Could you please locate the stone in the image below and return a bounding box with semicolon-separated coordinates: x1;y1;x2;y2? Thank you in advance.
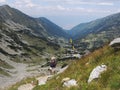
109;38;120;49
62;77;70;83
36;75;53;85
109;38;120;46
18;83;34;90
63;79;78;87
88;64;107;83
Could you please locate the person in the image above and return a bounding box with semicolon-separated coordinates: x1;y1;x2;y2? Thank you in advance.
48;56;57;74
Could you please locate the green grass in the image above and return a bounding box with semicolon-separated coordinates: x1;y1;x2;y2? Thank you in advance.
33;46;120;90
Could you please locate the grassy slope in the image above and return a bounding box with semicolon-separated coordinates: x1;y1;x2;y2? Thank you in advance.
34;46;120;90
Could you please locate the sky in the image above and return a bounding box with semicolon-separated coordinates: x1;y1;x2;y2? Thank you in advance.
0;0;120;29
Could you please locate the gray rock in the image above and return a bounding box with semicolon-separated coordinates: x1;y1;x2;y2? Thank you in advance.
63;79;78;87
109;38;120;48
88;64;107;83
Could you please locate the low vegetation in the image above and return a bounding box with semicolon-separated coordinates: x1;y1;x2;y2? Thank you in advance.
0;59;13;76
0;68;10;76
0;59;13;69
8;77;36;90
33;45;120;90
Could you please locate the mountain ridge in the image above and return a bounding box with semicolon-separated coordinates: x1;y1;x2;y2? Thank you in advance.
0;5;69;39
66;12;120;51
68;12;120;39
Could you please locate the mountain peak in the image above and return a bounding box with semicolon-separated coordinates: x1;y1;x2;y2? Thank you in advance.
0;4;10;9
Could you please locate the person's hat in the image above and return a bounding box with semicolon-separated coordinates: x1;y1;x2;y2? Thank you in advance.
51;56;56;60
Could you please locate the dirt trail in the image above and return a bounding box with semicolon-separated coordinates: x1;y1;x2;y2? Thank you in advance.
0;53;68;90
0;54;49;90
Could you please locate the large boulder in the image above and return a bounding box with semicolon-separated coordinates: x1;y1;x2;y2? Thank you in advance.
109;38;120;49
88;64;107;83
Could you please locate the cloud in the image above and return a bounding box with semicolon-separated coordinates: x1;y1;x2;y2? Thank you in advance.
42;0;114;6
0;0;6;3
65;0;114;6
67;0;120;2
13;0;36;8
9;0;117;17
27;5;112;17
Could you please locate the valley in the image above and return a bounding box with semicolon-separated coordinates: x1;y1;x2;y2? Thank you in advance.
0;4;120;90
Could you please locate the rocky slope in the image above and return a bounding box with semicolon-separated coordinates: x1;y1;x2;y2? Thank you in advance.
0;5;68;89
0;5;69;38
0;4;69;64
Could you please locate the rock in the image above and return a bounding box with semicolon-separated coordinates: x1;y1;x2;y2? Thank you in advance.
109;38;120;46
73;54;81;59
57;66;68;74
18;83;34;90
88;64;107;83
36;75;53;85
63;79;78;88
109;38;120;49
62;77;70;83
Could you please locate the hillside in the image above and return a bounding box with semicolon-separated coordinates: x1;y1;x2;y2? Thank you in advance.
33;45;120;90
69;12;120;39
36;17;69;38
0;4;63;69
0;5;68;89
0;5;69;38
0;4;69;66
0;14;62;88
67;12;120;51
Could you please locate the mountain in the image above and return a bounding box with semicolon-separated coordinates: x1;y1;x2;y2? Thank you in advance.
68;12;120;50
36;17;69;38
69;12;120;39
0;5;68;38
0;5;67;83
33;45;120;90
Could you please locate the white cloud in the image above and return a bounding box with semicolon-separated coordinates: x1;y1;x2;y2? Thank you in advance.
41;0;114;6
0;0;6;3
13;0;36;8
98;2;114;6
66;1;114;6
